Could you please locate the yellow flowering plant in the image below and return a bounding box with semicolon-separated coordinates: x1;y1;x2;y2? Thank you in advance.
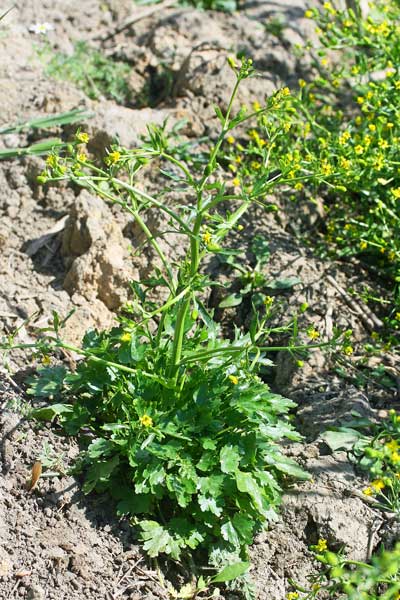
2;58;344;593
287;540;400;599
223;0;400;325
351;408;400;514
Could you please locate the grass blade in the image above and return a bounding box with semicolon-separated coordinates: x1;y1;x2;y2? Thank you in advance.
0;138;65;160
0;108;93;135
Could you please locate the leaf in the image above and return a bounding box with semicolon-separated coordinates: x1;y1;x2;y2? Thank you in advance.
320;428;363;452
140;521;175;558
235;471;264;510
221;520;240;546
220;445;240;474
232;513;254;545
214;105;225;124
31;403;72;421
211;562;250;583
27;461;42;492
116;493;151;515
83;455;120;494
219;293;243;308
139;521;183;559
198;495;222;516
87;438;114;458
267;276;302;290
27;366;67;399
265;453;310;480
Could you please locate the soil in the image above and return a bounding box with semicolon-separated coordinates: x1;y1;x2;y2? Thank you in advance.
0;1;398;599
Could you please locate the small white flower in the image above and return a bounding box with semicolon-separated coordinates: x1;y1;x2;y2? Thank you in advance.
29;22;54;35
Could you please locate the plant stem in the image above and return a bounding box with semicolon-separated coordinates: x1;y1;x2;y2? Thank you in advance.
169;77;243;373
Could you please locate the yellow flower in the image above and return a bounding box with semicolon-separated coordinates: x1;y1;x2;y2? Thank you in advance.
77;153;87;162
308;328;320;340
368;124;376;132
343;345;353;356
321;161;333;175
343;19;353;28
139;414;153;428
357;96;364;105
264;296;274;306
202;231;212;245
76;132;89;144
396;313;400;321
339;157;350;169
252;101;261;111
391;452;400;463
379;139;389;149
355;116;362;126
46;154;58;168
391;188;400;199
304;9;313;18
363;487;374;496
232;177;240;187
298;79;306;88
294;182;303;191
320;57;329;67
287;593;299;600
226;135;235;144
371;479;385;491
41;355;51;366
339;131;351;145
228;374;239;385
355;145;364;155
121;332;131;343
315;538;328;552
107;150;121;164
360;240;368;250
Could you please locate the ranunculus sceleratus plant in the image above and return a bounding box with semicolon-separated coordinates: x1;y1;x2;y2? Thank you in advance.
3;59;342;582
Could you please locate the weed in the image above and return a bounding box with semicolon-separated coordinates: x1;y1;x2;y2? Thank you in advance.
288;539;400;599
1;59;344;588
44;41;132;104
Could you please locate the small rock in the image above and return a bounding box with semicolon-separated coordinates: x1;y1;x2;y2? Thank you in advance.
26;585;45;600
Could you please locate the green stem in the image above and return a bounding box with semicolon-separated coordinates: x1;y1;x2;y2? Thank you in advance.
178;340;338;366
169;78;244;373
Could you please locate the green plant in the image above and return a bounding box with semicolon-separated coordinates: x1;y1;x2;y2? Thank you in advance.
44;41;132;104
1;59;345;585
288;539;400;599
0;109;92;160
223;0;400;321
136;0;237;12
351;409;400;514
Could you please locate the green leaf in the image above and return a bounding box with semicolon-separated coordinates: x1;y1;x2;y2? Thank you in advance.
320;428;363;452
87;438;115;458
202;438;217;450
220;444;240;474
221;520;240;546
214;105;225;124
235;471;264;511
139;521;184;559
211;562;250;583
232;513;254;545
31;403;72;421
265;453;310;480
27;366;67;398
140;521;176;558
198;495;222;516
219;293;243;308
267;276;301;290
